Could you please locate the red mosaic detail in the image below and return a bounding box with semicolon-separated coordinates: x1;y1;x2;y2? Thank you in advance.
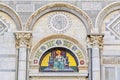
34;60;38;64
80;60;84;65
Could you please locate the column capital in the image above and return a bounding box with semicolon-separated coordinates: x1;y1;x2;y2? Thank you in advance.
87;33;104;48
14;31;32;48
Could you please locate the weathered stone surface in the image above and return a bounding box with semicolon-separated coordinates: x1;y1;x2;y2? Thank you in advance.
82;2;102;10
16;4;35;12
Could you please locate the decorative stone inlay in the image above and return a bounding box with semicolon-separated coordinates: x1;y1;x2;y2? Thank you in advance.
48;12;71;33
56;40;62;45
87;34;104;48
14;31;32;48
0;24;3;31
72;46;78;51
113;22;120;34
103;56;120;64
80;60;84;65
106;13;120;39
0;19;9;35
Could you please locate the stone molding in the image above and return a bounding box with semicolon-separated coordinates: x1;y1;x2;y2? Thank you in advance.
78;66;88;70
14;31;32;48
87;34;104;48
30;35;87;60
29;72;88;77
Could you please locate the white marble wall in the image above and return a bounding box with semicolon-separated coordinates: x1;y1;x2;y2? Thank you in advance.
0;33;16;80
0;10;17;80
0;1;119;80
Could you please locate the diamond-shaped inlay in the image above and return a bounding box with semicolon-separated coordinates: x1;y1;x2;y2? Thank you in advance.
0;24;3;32
0;19;8;35
106;14;120;39
113;22;120;36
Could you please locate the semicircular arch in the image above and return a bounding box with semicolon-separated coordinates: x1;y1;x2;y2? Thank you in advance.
26;2;93;33
0;3;22;30
95;1;120;33
30;35;87;68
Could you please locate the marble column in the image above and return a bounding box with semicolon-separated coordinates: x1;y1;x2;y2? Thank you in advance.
87;48;92;80
14;31;32;80
87;34;103;80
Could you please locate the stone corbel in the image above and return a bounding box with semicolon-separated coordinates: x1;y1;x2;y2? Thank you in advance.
87;34;104;48
14;31;32;48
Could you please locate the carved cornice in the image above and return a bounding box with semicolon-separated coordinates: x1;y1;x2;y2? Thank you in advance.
87;34;104;48
14;31;32;48
78;66;88;70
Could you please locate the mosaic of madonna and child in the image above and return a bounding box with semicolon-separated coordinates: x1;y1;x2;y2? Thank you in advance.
40;48;78;72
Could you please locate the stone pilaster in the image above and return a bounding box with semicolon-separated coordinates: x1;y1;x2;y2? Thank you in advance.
87;34;104;80
14;31;32;80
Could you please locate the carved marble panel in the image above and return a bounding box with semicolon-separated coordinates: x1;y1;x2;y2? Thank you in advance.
103;56;120;64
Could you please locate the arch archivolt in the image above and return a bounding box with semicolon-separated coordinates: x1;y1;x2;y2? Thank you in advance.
30;35;88;69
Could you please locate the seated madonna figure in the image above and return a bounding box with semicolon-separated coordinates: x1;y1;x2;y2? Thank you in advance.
53;50;65;70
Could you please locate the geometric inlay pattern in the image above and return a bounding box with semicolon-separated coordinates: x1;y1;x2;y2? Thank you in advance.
48;12;71;33
0;24;4;32
106;14;120;39
113;22;120;36
0;19;8;35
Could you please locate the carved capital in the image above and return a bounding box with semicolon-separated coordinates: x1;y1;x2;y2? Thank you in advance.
87;34;104;48
14;31;32;48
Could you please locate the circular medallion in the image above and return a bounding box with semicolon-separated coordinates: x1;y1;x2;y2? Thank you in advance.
80;60;84;65
48;12;71;33
34;60;38;64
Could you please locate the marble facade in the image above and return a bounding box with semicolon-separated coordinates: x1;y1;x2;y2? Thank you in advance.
0;0;120;80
